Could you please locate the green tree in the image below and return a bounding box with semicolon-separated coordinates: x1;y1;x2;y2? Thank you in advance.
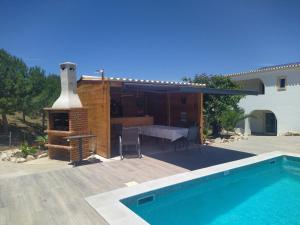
22;71;60;129
0;49;60;134
184;74;244;136
21;66;46;122
38;74;60;129
0;49;27;133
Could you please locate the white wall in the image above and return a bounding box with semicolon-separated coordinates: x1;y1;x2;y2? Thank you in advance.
233;67;300;135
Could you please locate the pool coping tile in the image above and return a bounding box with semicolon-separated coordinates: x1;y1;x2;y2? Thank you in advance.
85;151;300;225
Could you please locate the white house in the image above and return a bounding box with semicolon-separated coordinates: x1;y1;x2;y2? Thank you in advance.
227;62;300;136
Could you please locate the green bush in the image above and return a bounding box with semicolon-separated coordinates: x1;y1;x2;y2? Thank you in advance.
20;143;37;157
219;109;245;133
35;135;48;149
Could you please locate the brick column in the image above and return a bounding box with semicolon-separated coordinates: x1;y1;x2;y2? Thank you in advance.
69;108;89;161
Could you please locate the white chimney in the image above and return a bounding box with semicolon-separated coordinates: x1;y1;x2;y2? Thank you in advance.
52;62;82;109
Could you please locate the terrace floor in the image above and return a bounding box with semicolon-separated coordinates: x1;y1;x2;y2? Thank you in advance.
1;136;300;225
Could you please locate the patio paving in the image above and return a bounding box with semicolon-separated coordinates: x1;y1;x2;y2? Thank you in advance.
212;135;300;154
0;157;71;179
1;136;299;225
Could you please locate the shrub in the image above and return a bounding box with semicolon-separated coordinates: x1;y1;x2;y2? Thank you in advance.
35;135;48;149
20;143;37;157
219;109;245;133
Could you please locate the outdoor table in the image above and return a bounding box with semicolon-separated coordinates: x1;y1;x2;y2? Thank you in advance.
65;134;96;166
139;125;188;142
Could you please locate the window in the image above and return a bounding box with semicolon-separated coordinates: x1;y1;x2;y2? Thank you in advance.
277;77;287;91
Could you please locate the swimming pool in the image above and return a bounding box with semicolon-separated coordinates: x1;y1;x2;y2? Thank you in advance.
86;152;300;225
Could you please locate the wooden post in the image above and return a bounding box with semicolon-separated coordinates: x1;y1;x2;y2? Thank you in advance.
101;80;111;158
106;81;111;158
198;93;204;144
167;93;171;126
9;132;11;146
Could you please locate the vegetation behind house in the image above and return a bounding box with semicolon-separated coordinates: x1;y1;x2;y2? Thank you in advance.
184;74;244;137
0;49;60;145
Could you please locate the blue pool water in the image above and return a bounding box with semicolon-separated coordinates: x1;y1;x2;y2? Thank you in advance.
122;156;300;225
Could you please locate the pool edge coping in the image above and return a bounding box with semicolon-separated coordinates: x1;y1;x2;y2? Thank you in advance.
85;151;300;225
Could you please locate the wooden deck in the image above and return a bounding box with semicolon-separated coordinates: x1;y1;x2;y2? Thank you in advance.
0;156;187;225
0;146;255;225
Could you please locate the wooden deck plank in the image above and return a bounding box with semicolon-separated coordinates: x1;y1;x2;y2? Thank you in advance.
0;155;188;225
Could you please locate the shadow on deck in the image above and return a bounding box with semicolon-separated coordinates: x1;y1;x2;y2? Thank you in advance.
143;145;255;171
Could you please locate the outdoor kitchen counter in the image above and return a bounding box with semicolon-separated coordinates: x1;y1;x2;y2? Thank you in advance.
111;115;154;127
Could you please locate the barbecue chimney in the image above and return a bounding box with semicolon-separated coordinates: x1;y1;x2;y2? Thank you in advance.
52;62;82;108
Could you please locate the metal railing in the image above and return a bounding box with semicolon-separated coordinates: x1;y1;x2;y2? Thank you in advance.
0;132;12;146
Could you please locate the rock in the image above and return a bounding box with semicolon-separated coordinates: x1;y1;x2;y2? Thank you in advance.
208;139;215;143
220;129;235;136
214;137;222;143
16;157;26;163
13;151;23;158
1;152;8;161
228;131;235;136
26;155;35;161
87;154;97;160
6;151;12;158
37;152;48;159
228;135;241;141
234;128;244;135
87;154;101;163
284;132;300;136
9;157;17;162
10;148;20;153
223;139;229;143
220;130;226;136
204;140;210;145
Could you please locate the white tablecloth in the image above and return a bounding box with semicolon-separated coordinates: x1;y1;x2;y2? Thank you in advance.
139;125;188;142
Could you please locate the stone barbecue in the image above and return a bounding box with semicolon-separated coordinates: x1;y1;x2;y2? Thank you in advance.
45;62;89;162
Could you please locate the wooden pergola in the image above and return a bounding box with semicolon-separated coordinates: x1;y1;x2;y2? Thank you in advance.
77;76;257;158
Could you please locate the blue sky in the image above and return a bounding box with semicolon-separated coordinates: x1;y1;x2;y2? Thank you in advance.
1;0;300;80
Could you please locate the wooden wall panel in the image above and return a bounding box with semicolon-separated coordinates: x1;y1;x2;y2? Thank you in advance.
77;81;111;158
122;95;137;117
169;93;198;126
110;89;146;117
147;93;168;125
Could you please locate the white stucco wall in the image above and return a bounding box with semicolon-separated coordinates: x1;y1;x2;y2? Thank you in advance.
232;67;300;135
